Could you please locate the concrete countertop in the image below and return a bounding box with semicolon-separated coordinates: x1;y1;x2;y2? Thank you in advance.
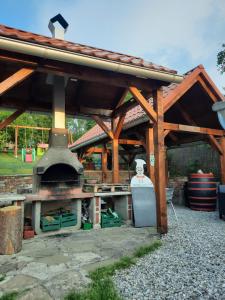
0;193;26;207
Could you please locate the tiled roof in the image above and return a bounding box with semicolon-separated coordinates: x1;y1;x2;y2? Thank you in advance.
71;65;217;150
0;24;177;74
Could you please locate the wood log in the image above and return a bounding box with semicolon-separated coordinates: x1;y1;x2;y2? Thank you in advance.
0;206;22;255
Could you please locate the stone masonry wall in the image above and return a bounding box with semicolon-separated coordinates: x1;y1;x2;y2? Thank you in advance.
168;176;187;206
0;171;135;193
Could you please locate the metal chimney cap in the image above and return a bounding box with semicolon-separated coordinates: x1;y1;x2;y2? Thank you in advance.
48;14;69;39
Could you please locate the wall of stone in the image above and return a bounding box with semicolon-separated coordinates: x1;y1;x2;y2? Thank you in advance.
168;176;187;206
0;171;135;193
0;175;32;193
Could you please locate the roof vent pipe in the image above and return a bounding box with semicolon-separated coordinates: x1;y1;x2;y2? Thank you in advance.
212;101;225;129
48;14;69;40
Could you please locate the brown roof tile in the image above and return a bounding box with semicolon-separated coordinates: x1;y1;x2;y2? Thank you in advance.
0;24;177;74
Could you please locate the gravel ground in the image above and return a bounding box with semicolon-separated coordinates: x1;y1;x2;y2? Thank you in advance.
114;206;225;300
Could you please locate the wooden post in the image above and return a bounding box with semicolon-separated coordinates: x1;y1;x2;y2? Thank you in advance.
111;118;119;183
146;127;155;185
14;126;18;158
154;88;167;234
102;144;108;183
0;206;22;254
112;138;119;183
220;137;225;184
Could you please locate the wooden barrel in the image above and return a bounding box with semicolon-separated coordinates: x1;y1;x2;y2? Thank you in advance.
187;173;217;211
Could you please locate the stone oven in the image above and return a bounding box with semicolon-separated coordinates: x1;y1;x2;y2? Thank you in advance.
32;128;84;198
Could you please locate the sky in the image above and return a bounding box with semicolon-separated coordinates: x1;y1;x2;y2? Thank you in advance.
0;0;225;91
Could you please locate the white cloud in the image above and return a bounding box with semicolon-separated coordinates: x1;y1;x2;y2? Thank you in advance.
31;0;225;90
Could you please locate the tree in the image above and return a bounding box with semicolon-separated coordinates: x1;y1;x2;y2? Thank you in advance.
217;44;225;74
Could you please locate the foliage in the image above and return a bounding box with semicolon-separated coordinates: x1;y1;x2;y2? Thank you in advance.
217;44;225;74
65;240;162;300
0;292;18;300
187;159;202;175
0;274;5;282
0;111;96;150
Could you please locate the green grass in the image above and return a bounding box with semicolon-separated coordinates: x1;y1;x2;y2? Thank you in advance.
133;240;162;258
0;292;18;300
0;152;38;175
65;240;162;300
0;274;5;282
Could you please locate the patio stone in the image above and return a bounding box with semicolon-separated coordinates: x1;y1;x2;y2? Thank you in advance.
0;225;158;299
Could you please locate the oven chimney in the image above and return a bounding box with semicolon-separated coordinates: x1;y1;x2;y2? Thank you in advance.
48;13;69;40
48;14;69;129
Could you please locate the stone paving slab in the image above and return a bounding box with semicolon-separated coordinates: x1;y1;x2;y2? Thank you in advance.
0;225;157;300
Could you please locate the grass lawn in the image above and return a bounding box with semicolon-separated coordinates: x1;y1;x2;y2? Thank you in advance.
0;152;38;175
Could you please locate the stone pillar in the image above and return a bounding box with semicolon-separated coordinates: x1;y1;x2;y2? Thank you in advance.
71;199;82;229
32;201;41;234
90;196;101;229
114;194;132;224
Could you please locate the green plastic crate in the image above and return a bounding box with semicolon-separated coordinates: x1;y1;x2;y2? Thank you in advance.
83;222;93;230
41;216;61;232
101;213;122;228
60;213;77;228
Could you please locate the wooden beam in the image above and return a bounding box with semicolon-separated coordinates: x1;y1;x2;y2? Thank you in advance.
0;68;34;96
8;125;50;130
112;138;119;183
0;51;158;92
87;147;104;154
163;122;225;136
79;106;112;117
163;67;201;112
112;100;137;118
102;144;108;182
146;127;155;185
118;139;144;145
92;116;114;139
114;115;126;139
154;88;167;234
115;89;128;108
164;129;170;138
14;126;18;158
197;75;217;103
0;109;25;130
208;135;223;155
129;86;157;123
220;137;225;184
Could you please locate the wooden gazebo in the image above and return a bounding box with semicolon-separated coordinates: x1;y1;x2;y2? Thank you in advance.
70;64;225;228
0;21;223;233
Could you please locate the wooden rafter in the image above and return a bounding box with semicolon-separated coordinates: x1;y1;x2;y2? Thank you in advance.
200;69;225;101
164;129;170;138
118;139;144;145
0;52;156;92
115;89;128;108
114;115;126;139
197;75;217;103
163;67;201;112
92;116;114;139
0;68;34;97
129;86;157;123
208;134;223;155
163;122;225;136
176;103;222;154
0;109;25;130
112;100;137;118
